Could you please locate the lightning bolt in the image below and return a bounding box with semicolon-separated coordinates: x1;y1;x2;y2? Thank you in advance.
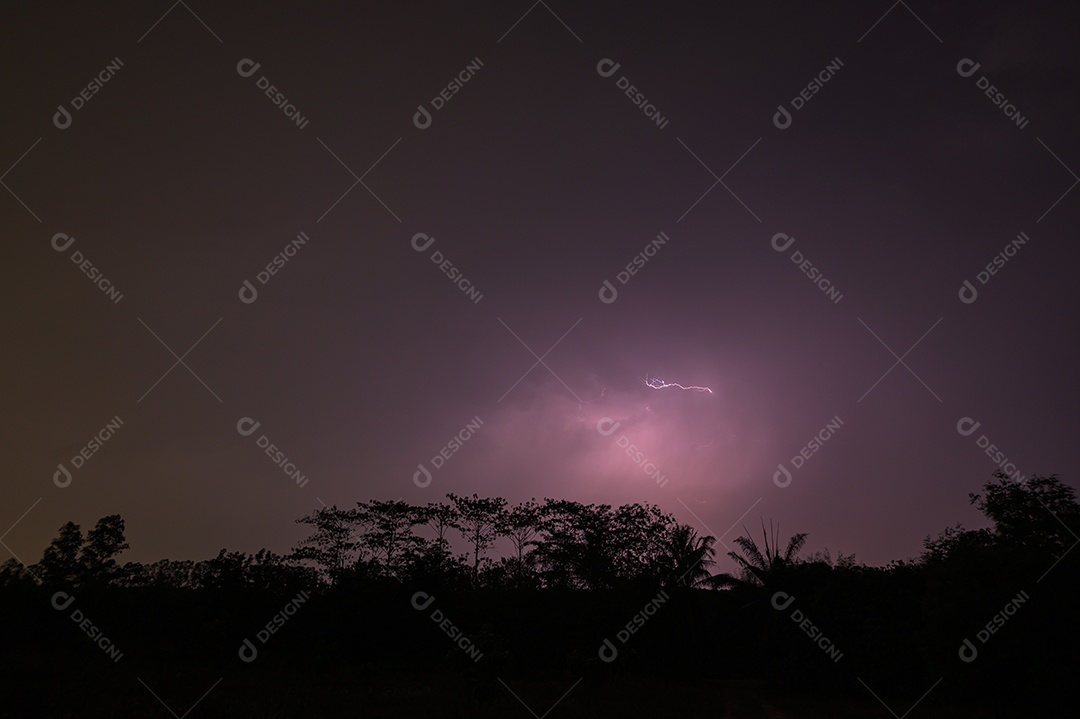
644;375;713;394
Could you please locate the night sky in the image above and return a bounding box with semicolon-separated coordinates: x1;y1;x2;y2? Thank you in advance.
3;1;1078;570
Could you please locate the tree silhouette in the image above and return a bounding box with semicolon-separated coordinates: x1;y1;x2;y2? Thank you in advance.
498;499;542;587
35;516;129;587
532;499;613;588
501;498;540;564
715;520;807;589
422;501;460;547
357;500;423;580
37;521;83;586
0;557;32;586
8;480;1080;715
610;502;676;585
448;493;506;586
970;471;1079;557
662;524;718;589
291;505;357;586
194;548;253;590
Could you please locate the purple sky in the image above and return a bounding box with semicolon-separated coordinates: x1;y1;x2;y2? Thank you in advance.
3;1;1078;571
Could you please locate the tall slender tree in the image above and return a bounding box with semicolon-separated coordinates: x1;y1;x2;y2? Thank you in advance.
448;493;506;586
291;505;357;587
357;500;423;579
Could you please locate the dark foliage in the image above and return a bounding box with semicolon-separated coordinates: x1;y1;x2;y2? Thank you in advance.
2;475;1076;716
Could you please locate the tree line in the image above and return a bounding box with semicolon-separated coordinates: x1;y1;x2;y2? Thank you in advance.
5;472;1076;598
290;494;720;591
2;472;1077;712
4;494;720;593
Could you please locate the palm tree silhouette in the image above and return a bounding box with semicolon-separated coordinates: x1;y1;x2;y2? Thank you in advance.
714;520;807;589
665;524;719;588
